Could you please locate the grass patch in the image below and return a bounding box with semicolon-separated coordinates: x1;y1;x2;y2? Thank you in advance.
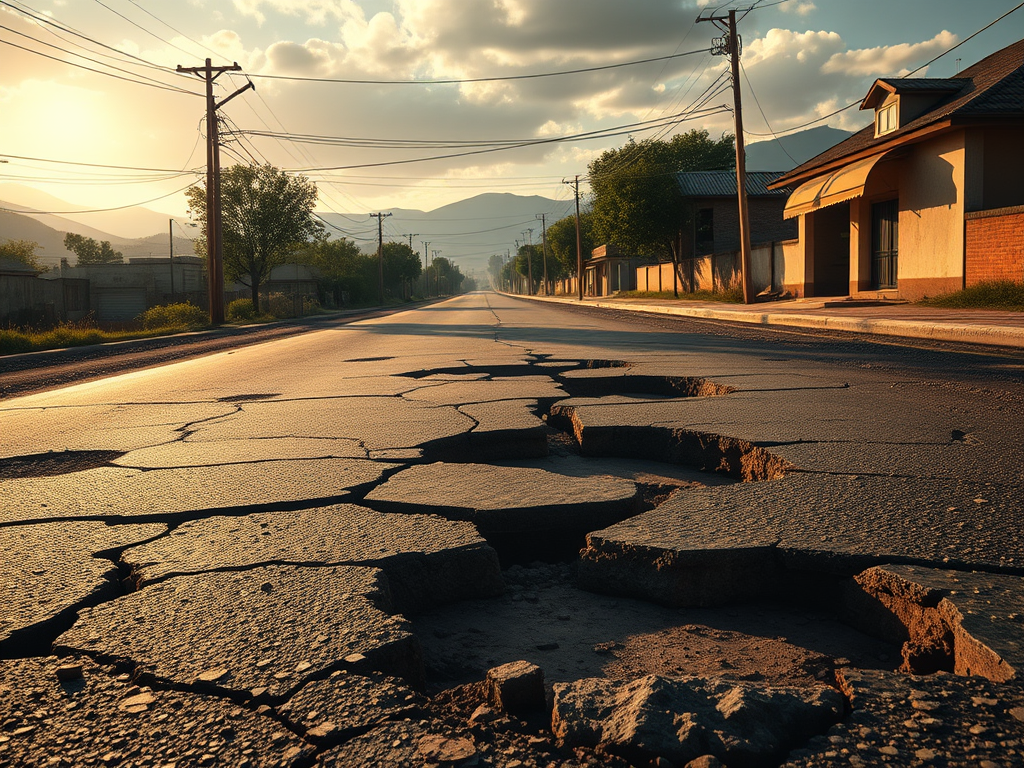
0;321;207;356
919;281;1024;311
617;287;744;303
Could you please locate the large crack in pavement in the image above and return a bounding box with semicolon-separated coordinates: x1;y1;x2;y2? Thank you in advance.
3;349;1024;767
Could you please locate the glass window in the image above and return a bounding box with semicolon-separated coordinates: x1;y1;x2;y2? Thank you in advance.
876;103;897;136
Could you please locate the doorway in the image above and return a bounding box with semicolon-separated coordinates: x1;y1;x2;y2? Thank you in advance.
871;199;899;290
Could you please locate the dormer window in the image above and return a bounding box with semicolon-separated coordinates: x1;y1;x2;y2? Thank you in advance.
875;103;898;136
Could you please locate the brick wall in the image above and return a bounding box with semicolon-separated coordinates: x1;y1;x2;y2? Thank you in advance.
965;205;1024;285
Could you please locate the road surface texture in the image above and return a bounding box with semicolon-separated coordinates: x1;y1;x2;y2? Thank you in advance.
2;291;1024;767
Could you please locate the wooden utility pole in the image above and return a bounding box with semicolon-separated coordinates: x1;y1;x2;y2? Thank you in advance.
176;59;252;323
422;241;431;296
564;175;583;301
696;10;754;303
536;213;549;295
371;212;392;305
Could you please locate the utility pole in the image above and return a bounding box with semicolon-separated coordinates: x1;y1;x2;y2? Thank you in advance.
176;59;253;323
432;250;442;295
371;212;392;305
697;9;754;303
564;175;583;301
168;219;175;301
401;233;419;250
535;214;549;295
522;229;534;295
422;241;431;297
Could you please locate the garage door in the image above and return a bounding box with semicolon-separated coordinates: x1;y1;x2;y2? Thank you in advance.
95;289;148;322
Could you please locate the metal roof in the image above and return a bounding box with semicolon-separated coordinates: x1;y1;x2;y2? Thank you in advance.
675;170;790;198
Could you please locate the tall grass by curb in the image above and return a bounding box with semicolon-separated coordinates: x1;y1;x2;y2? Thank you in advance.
616;287;745;303
0;323;207;356
919;281;1024;311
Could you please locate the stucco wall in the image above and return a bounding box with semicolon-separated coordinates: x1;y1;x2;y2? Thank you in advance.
897;130;966;299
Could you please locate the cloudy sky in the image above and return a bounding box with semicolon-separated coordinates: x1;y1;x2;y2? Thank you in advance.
1;0;1021;234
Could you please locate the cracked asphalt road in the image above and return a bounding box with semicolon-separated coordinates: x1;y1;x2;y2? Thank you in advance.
2;291;1024;767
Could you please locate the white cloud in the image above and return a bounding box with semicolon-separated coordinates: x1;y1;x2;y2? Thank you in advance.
780;1;816;16
822;31;958;77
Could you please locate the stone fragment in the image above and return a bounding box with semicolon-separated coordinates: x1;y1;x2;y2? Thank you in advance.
552;674;843;767
55;565;421;700
365;462;640;535
122;504;503;610
849;564;1024;680
0;656;310;766
0;521;166;652
486;660;545;715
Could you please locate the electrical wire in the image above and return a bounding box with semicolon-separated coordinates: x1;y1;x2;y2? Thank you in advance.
739;61;798;164
0;183;196;214
244;48;712;86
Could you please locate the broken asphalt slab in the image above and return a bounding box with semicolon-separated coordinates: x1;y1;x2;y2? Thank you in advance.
0;521;166;653
113;437;368;468
122;503;503;610
54;565;422;700
849;564;1024;681
0;459;386;525
0;656;312;767
364;462;640;535
579;474;1024;607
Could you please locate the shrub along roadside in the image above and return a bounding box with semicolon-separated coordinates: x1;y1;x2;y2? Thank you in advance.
616;287;744;303
919;281;1024;311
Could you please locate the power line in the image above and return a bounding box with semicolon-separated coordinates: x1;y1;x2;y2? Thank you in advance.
0;153;200;173
739;61;797;165
244;48;711;86
0;183;195;214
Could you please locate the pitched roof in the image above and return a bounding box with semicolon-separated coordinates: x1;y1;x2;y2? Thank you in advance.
775;37;1024;186
676;170;789;198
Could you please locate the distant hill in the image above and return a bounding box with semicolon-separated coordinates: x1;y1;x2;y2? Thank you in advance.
0;184;177;240
318;193;573;274
745;126;856;172
0;207;196;268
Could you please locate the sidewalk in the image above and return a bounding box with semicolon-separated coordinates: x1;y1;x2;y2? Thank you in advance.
516;294;1024;349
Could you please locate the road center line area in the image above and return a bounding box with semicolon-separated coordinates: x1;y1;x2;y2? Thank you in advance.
2;291;1024;767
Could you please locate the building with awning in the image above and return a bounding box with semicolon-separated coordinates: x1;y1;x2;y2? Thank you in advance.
770;38;1024;300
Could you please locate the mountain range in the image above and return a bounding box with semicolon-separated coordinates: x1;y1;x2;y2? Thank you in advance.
0;127;856;273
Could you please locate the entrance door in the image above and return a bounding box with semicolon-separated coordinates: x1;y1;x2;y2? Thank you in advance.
871;199;898;290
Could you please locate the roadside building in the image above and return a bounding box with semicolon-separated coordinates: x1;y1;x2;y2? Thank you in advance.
0;258;89;327
771;38;1024;299
583;245;639;296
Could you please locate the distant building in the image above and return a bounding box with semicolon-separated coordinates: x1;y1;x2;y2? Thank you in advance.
45;256;206;321
772;38;1024;299
0;258;89;327
583;245;639;296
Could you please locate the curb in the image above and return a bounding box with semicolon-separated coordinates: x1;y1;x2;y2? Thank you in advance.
509;294;1024;350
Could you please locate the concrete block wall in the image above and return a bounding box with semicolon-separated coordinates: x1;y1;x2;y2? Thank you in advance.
966;205;1024;286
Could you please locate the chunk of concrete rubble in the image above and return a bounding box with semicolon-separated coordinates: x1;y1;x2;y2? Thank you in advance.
486;660;545;715
847;564;1024;681
579;474;1024;607
459;399;549;459
317;720;477;767
783;669;1024;767
121;504;504;611
0;521;166;652
54;565;422;700
0;459;386;524
551;674;844;768
278;670;425;743
0;656;310;767
364;462;640;535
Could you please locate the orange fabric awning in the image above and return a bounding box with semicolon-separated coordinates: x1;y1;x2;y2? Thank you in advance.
783;153;887;220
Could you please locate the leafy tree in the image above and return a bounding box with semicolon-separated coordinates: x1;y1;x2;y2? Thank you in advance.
430;256;465;295
545;212;596;279
186;164;322;314
381;241;422;286
0;239;44;270
63;233;123;265
514;243;544;294
487;253;505;289
304;237;371;305
588;130;734;293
